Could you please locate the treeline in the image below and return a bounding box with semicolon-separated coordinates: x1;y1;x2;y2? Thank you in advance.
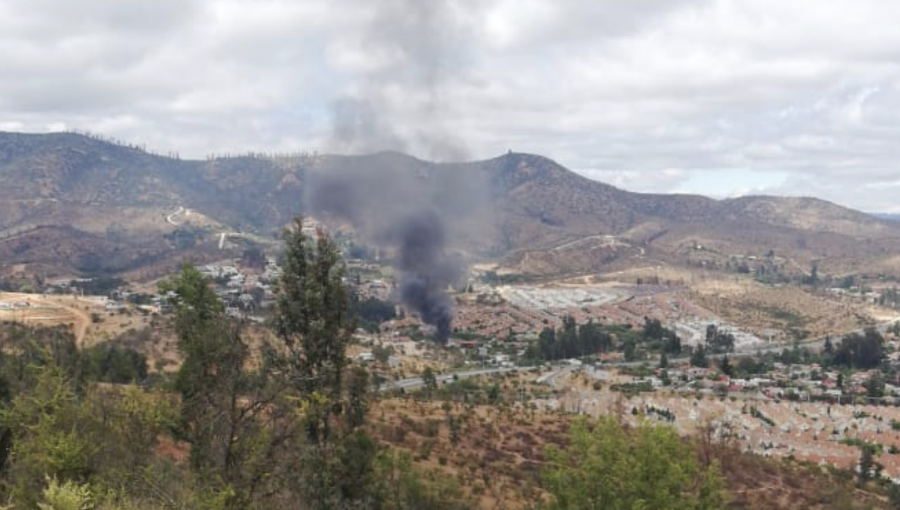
525;317;682;362
825;328;886;370
204;150;316;162
64;128;181;160
351;296;398;333
691;328;891;387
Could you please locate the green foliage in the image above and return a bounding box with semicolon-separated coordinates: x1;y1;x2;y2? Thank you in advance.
352;296;397;333
36;476;94;510
749;406;775;427
375;449;472;510
691;344;710;368
240;246;267;269
531;317;682;363
163;226;208;249
372;344;394;364
719;354;733;377
270;218;378;509
864;372;886;399
0;322;81;391
858;445;876;484
80;343;148;384
833;328;885;369
543;416;725;510
0;358;177;507
0;365;98;505
273;218;354;416
643;318;682;354
164;263;291;510
705;325;735;354
422;367;438;397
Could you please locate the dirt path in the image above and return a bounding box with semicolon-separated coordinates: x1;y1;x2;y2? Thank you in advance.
0;292;93;348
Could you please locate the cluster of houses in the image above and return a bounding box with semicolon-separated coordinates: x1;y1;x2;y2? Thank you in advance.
196;260;284;321
618;359;900;406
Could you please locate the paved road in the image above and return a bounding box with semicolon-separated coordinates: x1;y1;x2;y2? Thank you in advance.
379;366;534;392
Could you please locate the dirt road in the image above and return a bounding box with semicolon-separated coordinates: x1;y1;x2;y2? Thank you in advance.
0;292;93;347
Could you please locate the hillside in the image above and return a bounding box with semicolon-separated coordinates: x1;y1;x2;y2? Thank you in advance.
2;131;899;281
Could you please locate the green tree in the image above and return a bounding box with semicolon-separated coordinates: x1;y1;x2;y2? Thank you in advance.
691;344;710;368
706;325;735;354
163;264;286;508
0;365;97;506
834;328;885;369
864;373;885;399
888;482;900;509
271;218;376;509
273;219;353;436
719;354;734;377
421;367;438;398
662;329;682;355
544;416;725;510
823;336;834;356
858;445;875;485
0;363;174;508
375;449;471;510
538;327;557;361
622;338;637;362
163;265;241;470
0;345;12;474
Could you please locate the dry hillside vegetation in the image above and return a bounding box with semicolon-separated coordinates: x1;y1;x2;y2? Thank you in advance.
371;391;891;510
370;398;567;509
5;132;900;281
688;278;885;339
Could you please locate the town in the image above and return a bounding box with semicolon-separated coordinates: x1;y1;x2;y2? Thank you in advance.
6;241;900;490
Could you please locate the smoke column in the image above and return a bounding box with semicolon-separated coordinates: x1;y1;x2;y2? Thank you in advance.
305;155;487;343
309;0;489;342
396;211;459;341
327;0;480;161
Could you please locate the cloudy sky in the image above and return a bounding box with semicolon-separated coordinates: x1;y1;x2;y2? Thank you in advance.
2;0;900;211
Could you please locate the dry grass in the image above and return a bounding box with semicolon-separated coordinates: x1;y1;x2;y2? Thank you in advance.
688;277;885;340
370;397;569;509
371;391;893;510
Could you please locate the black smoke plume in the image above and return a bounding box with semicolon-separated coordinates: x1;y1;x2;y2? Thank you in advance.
310;0;489;342
395;211;459;341
304;157;485;343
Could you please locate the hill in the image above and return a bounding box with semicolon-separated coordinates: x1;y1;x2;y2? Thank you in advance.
1;131;899;282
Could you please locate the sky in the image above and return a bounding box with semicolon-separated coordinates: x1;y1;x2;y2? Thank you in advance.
1;0;900;212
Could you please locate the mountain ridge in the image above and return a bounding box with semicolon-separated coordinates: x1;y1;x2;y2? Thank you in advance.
1;131;898;280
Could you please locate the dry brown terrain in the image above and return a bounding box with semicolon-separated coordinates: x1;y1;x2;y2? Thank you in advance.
688;277;893;340
371;388;892;510
0;292;157;348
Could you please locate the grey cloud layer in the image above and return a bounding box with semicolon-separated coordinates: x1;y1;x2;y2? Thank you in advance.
2;0;900;210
